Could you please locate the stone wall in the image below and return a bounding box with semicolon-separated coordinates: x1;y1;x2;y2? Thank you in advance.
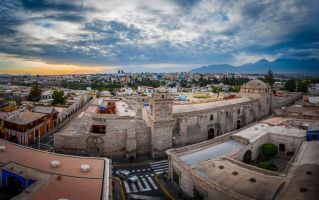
272;92;302;110
173;101;261;147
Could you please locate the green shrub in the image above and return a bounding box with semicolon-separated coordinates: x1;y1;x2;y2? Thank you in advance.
256;161;276;171
261;143;278;158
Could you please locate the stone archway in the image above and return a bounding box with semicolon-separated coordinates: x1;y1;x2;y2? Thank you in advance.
207;128;215;140
243;150;252;164
237;120;241;129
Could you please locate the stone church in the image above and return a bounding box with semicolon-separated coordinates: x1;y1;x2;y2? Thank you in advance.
55;80;299;159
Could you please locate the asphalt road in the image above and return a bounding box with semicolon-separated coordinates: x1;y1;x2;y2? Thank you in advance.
113;160;169;200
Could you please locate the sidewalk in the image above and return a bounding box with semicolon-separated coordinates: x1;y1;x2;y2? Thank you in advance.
156;173;191;200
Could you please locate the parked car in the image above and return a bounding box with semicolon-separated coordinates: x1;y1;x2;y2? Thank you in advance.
115;169;138;182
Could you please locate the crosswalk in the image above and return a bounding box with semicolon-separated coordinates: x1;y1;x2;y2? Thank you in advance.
149;160;168;174
123;175;158;194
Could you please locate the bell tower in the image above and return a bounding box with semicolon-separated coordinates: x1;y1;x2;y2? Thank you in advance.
149;88;174;158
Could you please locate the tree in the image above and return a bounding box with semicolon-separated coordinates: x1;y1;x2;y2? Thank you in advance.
256;161;277;171
296;81;308;93
261;143;278;158
52;90;66;105
28;82;42;102
265;69;275;88
284;80;296;92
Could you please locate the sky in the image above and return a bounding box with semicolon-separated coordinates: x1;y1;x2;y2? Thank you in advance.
0;0;319;74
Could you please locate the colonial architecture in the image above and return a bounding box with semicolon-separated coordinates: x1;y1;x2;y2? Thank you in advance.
165;116;318;200
2;110;56;146
54;80;302;159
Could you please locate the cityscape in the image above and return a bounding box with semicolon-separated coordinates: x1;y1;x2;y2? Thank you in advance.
0;1;319;200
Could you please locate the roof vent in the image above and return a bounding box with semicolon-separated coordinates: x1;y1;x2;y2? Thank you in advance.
0;146;5;152
51;160;60;168
81;164;90;172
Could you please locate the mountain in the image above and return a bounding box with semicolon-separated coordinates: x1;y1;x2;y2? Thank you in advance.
191;58;319;74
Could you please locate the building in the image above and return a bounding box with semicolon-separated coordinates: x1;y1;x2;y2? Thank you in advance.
165;116;317;200
2;111;52;146
54;80;302;159
308;83;319;94
0;139;112;200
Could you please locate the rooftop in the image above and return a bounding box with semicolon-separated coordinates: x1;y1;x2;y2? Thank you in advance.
0;139;110;200
194;159;284;200
5;110;46;125
58;105;97;135
173;97;252;115
180;140;244;166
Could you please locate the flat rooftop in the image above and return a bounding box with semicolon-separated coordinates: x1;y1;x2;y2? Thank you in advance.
59;105;97;135
116;101;136;117
0;139;110;200
173;97;252;115
180;140;245;166
233;122;306;143
195;159;285;200
5;110;46;125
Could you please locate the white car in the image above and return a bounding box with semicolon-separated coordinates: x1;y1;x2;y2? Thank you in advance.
115;169;138;183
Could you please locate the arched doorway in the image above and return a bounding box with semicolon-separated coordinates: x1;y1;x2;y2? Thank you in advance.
207;128;215;140
243;150;252;164
237;120;241;129
7;176;23;196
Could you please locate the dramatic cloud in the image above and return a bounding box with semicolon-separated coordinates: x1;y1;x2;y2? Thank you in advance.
0;0;318;73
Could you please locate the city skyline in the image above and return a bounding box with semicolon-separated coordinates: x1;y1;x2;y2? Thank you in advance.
1;0;319;74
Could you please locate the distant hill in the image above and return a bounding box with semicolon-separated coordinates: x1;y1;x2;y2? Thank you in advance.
191;58;319;74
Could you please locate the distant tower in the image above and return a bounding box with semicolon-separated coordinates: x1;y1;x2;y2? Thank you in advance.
149;88;175;158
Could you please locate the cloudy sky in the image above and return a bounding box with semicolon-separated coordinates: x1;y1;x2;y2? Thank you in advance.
0;0;319;74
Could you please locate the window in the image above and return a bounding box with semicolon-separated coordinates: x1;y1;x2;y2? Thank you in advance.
210;114;214;121
238;109;240;114
279;144;285;152
162;95;165;99
225;111;228;117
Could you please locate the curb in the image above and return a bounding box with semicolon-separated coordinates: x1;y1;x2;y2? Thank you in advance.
155;173;175;200
114;177;126;200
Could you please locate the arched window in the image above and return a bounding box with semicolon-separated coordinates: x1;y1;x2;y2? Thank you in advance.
210;114;214;121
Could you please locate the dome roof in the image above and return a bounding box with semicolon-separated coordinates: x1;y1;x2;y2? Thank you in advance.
244;79;269;89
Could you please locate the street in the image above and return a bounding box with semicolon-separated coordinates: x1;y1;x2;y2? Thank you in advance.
113;160;169;200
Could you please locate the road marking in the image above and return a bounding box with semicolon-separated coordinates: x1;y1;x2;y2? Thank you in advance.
123;180;131;194
149;161;168;167
137;169;140;172
151;174;154;176
147;177;158;190
147;168;151;170
151;164;168;170
149;160;168;165
127;194;162;200
140;176;143;178
131;183;138;193
142;169;146;171
137;179;146;192
141;178;151;191
153;167;168;172
131;170;135;173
